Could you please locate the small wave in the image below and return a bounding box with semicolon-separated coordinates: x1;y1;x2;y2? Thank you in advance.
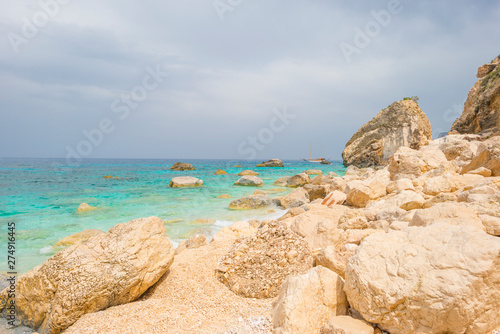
39;246;53;254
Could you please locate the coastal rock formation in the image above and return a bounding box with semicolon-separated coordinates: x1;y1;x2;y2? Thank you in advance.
53;229;104;248
170;162;195;171
345;172;389;208
280;187;310;208
234;175;264;186
216;222;313;298
169;176;203;187
342;100;432;167
256;159;284;167
214;169;228;175
216;194;231;199
450;55;500;134
238;170;258;176
76;203;97;213
272;266;347;334
320;316;374;334
0;216;174;334
228;194;271;210
287;173;311;187
344;223;500;334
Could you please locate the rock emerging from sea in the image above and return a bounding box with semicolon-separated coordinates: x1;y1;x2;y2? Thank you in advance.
216;221;313;298
0;216;175;334
256;159;284;167
170;162;195;171
169;176;203;187
342;99;432;168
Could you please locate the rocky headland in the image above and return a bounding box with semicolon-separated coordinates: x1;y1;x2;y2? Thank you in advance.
2;55;500;334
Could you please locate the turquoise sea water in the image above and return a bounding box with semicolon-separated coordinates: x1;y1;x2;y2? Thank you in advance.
0;158;345;273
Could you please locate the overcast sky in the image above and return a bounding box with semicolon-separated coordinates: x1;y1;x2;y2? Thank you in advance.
1;0;499;161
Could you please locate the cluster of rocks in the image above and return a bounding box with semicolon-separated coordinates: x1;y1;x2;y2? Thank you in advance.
256;159;284;167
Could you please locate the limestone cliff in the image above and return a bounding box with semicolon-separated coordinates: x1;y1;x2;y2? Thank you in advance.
450;55;500;134
342;100;432;167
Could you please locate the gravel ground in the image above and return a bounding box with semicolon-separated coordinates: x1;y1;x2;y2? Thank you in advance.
64;238;274;334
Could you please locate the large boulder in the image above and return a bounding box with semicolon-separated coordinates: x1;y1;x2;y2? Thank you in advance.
287;173;311;187
450;55;500;134
388;146;448;180
216;222;313;298
170;162;195;171
303;184;329;201
342;100;432;167
460;136;500;176
233;175;264;186
345;176;388;208
169;176;203;187
256;159;284;167
228;194;271;210
320;316;374;334
409;202;484;230
272;266;348;334
344;223;500;334
0;217;174;334
281;187;310;208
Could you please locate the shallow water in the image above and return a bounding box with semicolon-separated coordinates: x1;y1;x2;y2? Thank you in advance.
0;158;345;273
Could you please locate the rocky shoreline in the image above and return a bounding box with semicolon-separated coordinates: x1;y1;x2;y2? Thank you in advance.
1;55;500;334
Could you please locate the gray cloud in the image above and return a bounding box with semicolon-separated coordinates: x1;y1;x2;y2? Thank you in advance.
1;0;499;160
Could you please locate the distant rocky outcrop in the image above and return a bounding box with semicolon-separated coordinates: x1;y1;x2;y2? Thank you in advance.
0;216;174;334
256;159;284;167
170;162;195;171
342;100;432;167
451;55;500;135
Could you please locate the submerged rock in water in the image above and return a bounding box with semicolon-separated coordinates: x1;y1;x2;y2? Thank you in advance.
214;169;228;175
228;194;271;210
342;99;432;168
170;162;195;171
76;202;97;213
0;216;175;334
238;170;259;176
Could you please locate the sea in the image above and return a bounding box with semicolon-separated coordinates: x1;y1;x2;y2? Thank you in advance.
0;158;346;273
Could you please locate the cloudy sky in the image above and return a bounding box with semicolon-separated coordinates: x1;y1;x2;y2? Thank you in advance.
1;0;499;161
